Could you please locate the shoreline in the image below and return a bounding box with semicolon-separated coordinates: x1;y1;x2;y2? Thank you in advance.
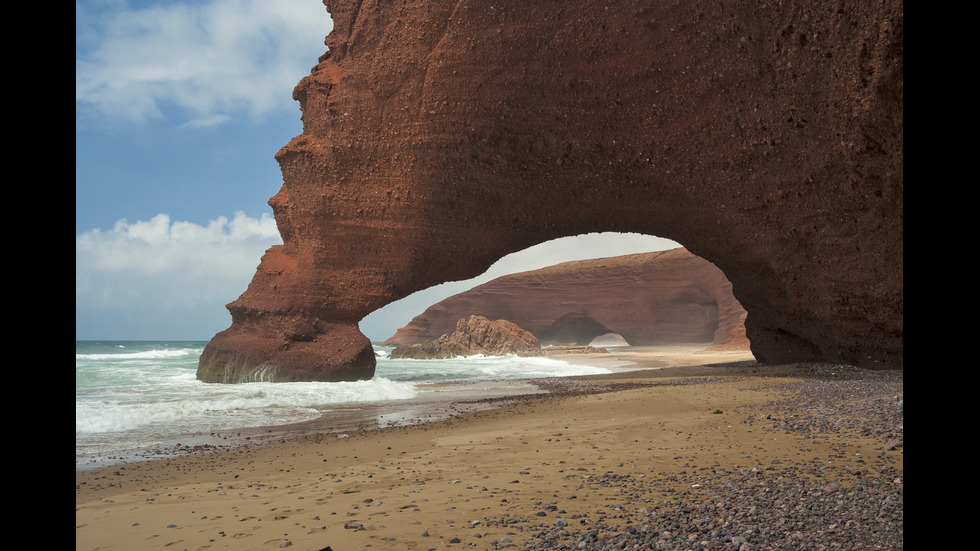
74;377;553;471
74;344;745;470
76;348;903;550
75;343;732;470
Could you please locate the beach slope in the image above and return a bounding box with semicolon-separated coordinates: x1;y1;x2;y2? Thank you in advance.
77;353;902;550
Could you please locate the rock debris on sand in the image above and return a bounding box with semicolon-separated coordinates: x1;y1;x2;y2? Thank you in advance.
514;365;904;550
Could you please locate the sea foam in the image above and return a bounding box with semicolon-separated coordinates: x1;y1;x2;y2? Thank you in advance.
76;347;201;361
75;376;417;435
378;353;611;381
76;341;612;467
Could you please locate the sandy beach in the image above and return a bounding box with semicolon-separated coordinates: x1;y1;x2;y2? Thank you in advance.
76;347;903;550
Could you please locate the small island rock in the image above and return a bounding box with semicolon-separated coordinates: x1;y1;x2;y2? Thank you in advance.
391;316;541;359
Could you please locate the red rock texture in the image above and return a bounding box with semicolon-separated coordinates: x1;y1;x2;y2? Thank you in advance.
384;248;748;349
390;315;541;359
198;0;902;382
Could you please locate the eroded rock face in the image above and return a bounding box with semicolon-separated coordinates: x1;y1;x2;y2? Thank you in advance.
390;315;541;359
384;248;748;348
198;0;902;382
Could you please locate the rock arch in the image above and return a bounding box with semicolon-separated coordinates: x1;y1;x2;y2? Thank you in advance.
381;247;748;349
197;0;903;382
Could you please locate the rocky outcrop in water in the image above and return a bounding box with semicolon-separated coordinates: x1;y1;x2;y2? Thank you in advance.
390;315;541;359
385;248;748;349
198;0;902;382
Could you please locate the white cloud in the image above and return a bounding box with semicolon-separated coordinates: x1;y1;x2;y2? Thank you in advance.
76;212;282;334
179;113;233;129
75;0;331;125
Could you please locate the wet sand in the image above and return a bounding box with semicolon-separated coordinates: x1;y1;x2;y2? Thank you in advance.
75;346;903;550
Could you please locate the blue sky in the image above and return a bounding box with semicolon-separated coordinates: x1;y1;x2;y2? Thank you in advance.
76;0;678;342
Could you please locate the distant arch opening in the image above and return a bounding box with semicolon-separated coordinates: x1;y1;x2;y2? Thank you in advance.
360;232;678;341
588;333;630;348
360;232;750;356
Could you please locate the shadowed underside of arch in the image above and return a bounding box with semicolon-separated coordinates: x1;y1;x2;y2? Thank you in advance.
197;0;903;383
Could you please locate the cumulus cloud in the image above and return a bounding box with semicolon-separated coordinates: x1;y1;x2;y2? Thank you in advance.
75;0;331;125
76;212;282;338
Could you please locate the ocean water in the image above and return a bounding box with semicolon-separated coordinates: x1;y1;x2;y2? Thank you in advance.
75;340;611;468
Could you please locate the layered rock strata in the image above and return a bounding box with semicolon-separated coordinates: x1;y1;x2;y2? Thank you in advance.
384;248;748;348
390;315;541;359
198;0;903;382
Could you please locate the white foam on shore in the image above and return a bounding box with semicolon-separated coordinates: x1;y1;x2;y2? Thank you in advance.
75;377;418;435
378;353;612;381
76;347;202;361
76;342;619;468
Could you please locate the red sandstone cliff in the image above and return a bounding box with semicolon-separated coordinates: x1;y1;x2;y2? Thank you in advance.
390;315;541;359
384;248;748;349
198;0;902;383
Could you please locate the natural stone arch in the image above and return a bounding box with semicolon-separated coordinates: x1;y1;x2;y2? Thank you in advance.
380;244;747;350
198;0;903;383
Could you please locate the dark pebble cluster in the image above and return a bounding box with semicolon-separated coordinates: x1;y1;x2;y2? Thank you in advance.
493;364;904;550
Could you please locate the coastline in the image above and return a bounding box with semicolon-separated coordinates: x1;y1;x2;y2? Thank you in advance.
74;377;552;471
73;344;740;470
76;347;903;550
